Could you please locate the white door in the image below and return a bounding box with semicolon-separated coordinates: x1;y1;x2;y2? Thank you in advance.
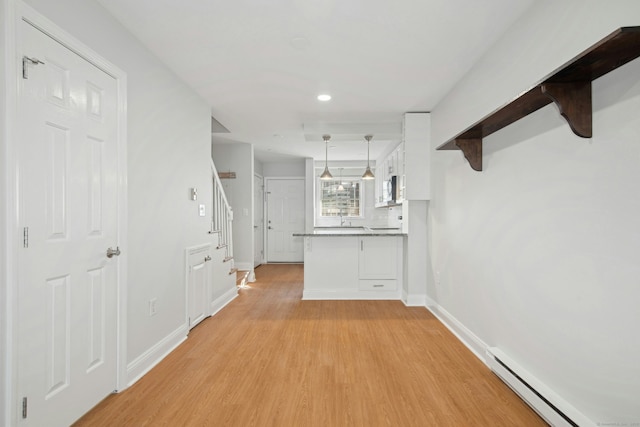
17;21;120;426
188;248;210;330
254;174;264;267
266;179;305;262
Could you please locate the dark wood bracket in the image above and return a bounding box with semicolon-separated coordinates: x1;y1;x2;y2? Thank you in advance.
454;138;482;171
436;26;640;171
541;82;592;138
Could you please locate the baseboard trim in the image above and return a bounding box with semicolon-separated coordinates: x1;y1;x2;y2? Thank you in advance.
126;324;188;387
234;262;253;271
210;286;238;316
302;289;402;300
402;289;427;307
425;296;488;366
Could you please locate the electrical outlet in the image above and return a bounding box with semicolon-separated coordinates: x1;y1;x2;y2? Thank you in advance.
149;298;157;316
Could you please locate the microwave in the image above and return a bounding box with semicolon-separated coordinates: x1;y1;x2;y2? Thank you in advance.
383;175;399;202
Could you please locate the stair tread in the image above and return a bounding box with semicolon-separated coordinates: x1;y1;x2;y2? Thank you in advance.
223;256;233;263
228;267;238;275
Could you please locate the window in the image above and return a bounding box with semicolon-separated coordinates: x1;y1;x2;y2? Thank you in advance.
318;178;362;217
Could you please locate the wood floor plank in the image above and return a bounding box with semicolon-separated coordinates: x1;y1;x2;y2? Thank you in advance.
74;264;546;426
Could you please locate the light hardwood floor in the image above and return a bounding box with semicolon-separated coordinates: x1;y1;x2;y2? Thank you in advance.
74;264;546;426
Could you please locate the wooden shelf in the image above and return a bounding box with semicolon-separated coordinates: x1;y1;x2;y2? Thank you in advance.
437;27;640;171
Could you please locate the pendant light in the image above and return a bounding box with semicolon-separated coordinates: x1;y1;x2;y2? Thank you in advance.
362;134;375;180
320;134;333;180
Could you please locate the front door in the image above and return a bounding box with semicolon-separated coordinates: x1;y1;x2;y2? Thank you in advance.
17;20;120;426
266;178;304;262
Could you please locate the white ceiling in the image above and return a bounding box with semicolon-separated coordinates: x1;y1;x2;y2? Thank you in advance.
97;0;534;162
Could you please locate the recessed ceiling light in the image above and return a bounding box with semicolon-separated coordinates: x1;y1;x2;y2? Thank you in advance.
317;94;331;102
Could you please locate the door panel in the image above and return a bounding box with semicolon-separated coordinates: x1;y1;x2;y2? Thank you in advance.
17;20;119;426
188;249;209;330
266;179;304;262
87;267;106;372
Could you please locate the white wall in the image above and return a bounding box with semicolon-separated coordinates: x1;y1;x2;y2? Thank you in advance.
0;0;9;422
212;142;254;270
9;0;213;394
430;0;640;424
254;158;264;176
262;159;305;177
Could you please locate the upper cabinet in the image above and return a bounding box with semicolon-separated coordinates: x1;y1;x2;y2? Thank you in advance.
375;143;404;207
436;27;640;171
375;112;431;207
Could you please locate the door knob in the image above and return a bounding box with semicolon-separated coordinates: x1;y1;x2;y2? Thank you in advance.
204;255;212;262
268;226;273;229
106;247;121;258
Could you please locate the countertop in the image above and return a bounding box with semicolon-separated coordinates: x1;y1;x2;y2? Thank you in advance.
293;227;406;237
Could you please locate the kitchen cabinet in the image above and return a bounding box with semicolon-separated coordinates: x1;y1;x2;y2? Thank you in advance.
375;142;404;207
358;236;399;292
359;236;398;280
303;236;359;293
302;233;403;299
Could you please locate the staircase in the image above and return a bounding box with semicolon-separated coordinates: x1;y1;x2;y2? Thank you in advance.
208;158;239;314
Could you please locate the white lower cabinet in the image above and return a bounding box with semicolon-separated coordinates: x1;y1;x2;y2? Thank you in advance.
303;236;359;293
303;235;403;299
358;236;398;280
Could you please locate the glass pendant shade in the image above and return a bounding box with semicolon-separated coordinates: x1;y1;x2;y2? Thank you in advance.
362;135;375;180
320;134;333;180
362;166;375;180
320;165;333;180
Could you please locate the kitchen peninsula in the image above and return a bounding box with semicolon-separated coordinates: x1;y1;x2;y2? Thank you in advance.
294;227;406;300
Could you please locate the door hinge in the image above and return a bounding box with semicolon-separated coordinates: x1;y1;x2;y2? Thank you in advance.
22;56;45;79
22;397;27;419
23;227;29;248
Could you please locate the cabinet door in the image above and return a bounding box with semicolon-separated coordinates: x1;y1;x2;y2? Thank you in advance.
358;237;398;279
188;248;211;330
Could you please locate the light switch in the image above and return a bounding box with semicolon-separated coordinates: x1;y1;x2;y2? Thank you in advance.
199;204;205;216
191;188;198;201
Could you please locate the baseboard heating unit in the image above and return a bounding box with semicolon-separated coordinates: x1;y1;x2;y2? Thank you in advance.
485;348;594;427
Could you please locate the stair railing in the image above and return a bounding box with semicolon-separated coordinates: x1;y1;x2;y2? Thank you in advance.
210;158;234;265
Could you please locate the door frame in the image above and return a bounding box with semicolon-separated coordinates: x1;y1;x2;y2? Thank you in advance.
253;173;264;268
2;2;128;424
264;176;305;263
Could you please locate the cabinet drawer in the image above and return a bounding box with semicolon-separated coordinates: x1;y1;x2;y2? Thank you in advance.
358;280;397;291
